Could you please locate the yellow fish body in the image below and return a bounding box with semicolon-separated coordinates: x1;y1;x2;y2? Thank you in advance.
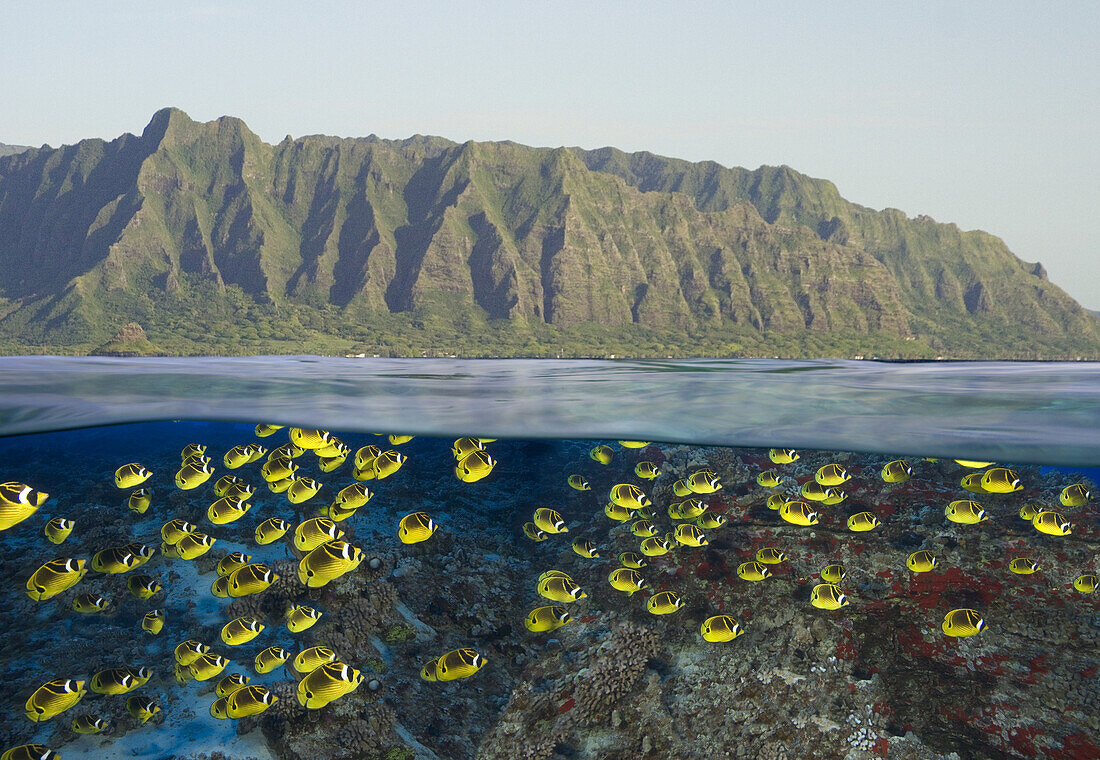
221;616;265;646
90;667;150;695
175;462;214;490
255;517;291;545
522;522;548;541
127;574;161;600
980;467;1021;493
207;497;252;525
26;558;86;601
639;536;672;556
671;479;693;497
1008;558;1039;575
43;517;74;544
434;649;486;682
223;446;253;469
255;646;292;674
217;552;251;577
736;561;771;582
810;583;849;610
455;450;496;483
372;450;407;479
533;508;568;534
1033;511;1072;536
607;568;647;596
226;563;278;597
287;477;322;504
605;502;633;522
1059;483;1090;507
779;500;819;526
589;445;614;465
618;552;647;569
609;483;650;510
646;591;683;615
820;564;846;584
537;576;587;602
0;482;48;531
765;493;786;511
226;685;277;718
175;532;216;560
189;653;230;681
567;475;590;491
618;440;649;448
880;459;912;483
696;513;727;529
297;540;363;587
286;605;322;632
24;678;85;722
294;517;344;551
686;470;722;494
945;500;987;525
174;640;209;665
297;662;364;707
397;512;436;544
634;462;661;480
524;605;571;632
1072;574;1097;594
768;448;799;464
700;615;743;643
114;463;152;489
814;464;849;487
960;473;988;494
755;547;786;565
630;519;657;537
142;609;165;635
572;538;599;558
756;469;781;488
906;551;938;573
941;608;984;637
846;511;880;532
674;523;707;547
126;696;161;724
71;714;107;734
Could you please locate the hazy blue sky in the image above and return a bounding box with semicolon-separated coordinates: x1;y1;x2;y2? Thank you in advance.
3;1;1098;306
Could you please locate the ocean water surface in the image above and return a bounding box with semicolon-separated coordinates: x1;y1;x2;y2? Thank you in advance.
0;358;1097;760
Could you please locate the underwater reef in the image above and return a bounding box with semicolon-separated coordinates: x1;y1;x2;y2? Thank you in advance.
0;423;1097;760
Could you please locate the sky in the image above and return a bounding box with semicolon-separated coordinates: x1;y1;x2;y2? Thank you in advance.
2;1;1098;306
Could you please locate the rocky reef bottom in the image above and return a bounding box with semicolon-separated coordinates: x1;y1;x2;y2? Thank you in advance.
0;423;1096;760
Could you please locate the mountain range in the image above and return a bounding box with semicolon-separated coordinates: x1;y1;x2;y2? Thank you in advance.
0;108;1096;358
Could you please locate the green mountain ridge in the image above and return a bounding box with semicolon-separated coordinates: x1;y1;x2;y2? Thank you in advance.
0;107;1096;358
0;143;33;158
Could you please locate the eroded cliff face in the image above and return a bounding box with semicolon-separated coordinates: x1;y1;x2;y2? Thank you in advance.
0;108;1096;357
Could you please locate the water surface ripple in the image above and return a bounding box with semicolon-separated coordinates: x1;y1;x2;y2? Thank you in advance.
2;356;1099;465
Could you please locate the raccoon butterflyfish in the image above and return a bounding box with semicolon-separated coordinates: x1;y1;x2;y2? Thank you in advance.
420;658;440;681
24;678;85;722
567;475;590;491
634;461;661;480
175;532;216;560
572;538;599;558
174;664;194;684
674;523;708;547
372;450;407;480
607;483;648;511
175;640;209;665
769;448;800;464
268;477;295;494
0;482;48;531
160;519;195;545
630;519;657;537
1072;574;1097;594
71;714;107;734
43;517;73;545
255;517;291;545
126;696;160;724
955;460;995;469
221;616;265;646
810;583;849;610
334;483;373;509
941;608;984;637
181;443;208;460
605;502;633;522
176;462;214;490
607;568;647;596
880;459;912;483
646;591;684;615
353;445;381;472
297;662;365;707
945;500;987;524
223;446;253;470
522;522;548;541
91;546;140;574
261;458;298;483
210;696;230;720
589;445;614;465
2;747;60;760
326;501;360;522
142;609;165;635
288;428;332;450
384;434;412;446
452;438;486;460
295;517;344;551
756;469;781;488
755;547;787;565
960;473;989;494
537;575;586;602
215;473;249;495
618;552;647;569
226;685;277;718
228;563;278;597
524;605;572;632
189;653;230;681
674;499;708;520
814;464;850;486
26;558;86;601
90;667;149;695
906;550;938;573
127;574;161;600
980;467;1021;494
697;513;727;529
298;540;364;587
255;646;292;674
315;438;349;458
120;542;155;568
286;604;322;632
114;463;152;489
254;424;283;437
846;512;880;532
398;512;436;544
820;564;846;584
618;441;649;448
456;450;496;483
245;443;268;462
317;454;346;472
639;535;672;556
766;493;786;511
1019;503;1041;522
821;488;848;506
700;615;744;643
215;672;251;699
435;649;486;682
1033;510;1072;536
799;481;832;502
671;479;693;497
293;646;338;676
207;496;252;525
216;552;251;577
1059;483;1090;507
538;569;573;583
533;508;568;533
287;477;322;504
182;452;211;468
1008;558;1039;575
736;561;771;582
686;470;722;494
779;501;819;526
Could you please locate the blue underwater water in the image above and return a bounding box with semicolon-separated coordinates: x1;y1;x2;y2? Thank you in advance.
0;359;1099;760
